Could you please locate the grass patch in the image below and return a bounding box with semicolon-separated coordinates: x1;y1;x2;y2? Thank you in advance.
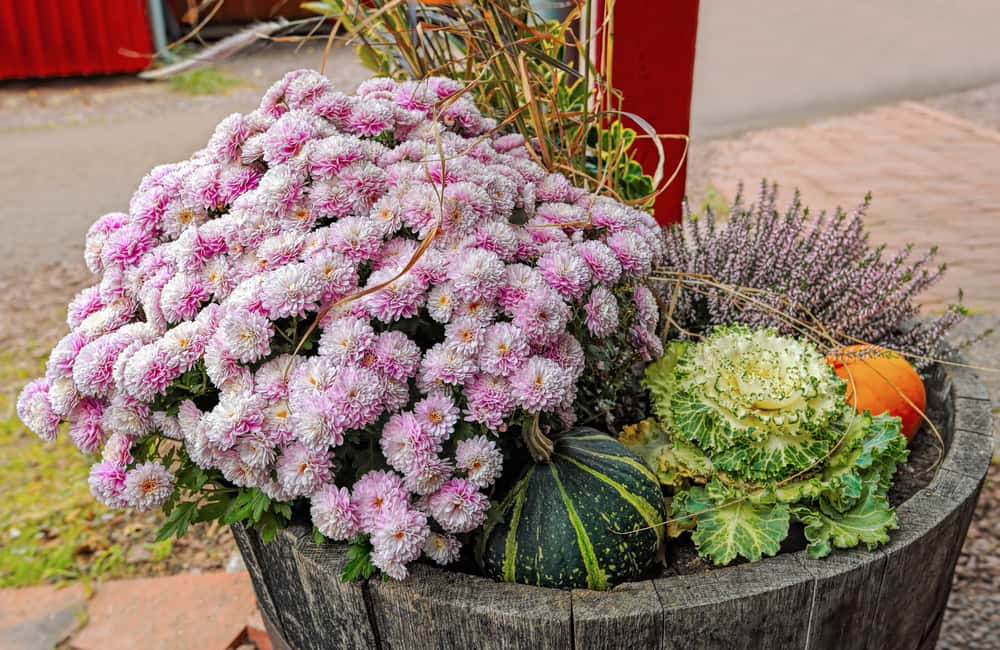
0;347;169;587
168;68;244;95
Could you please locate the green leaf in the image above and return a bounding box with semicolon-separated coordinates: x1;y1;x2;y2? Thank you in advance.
301;1;342;17
155;501;198;542
341;536;376;582
674;483;789;565
792;485;898;558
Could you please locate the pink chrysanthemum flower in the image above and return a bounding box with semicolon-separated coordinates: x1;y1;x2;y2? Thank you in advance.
402;454;454;496
17;378;61;442
260;263;321;319
311;484;360;541
84;212;128;273
218;308;274;364
46;330;89;380
352;470;408;529
455;436;504;488
347;100;394;136
419;343;477;388
236;433;277;470
318;317;376;365
254;354;296;401
446;248;505;302
497;263;546;312
275;442;333;498
425;283;456;323
510;356;571;413
607;230;654;276
160;321;206;371
575;240;623;285
371;331;421;381
262;110;318;166
381;412;437;474
123;462;175;511
329;366;384;431
463;372;515;431
47;376;79;419
370;505;430;579
537;247;592;299
444;316;486;356
363;267;428;324
204;390;264;450
102;433;134;466
423;532;461;565
308;134;367;178
102;223;156;269
89;461;128;508
544;332;586;380
68;397;107;454
160;273;211;323
67;286;105;329
512;286;571;346
478;322;529;377
413;394;459;443
629;324;664;362
103;394;153;439
122;344;177;402
634;284;659;330
584;285;620;337
427;478;489;534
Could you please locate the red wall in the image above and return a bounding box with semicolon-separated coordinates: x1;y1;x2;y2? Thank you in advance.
0;0;153;80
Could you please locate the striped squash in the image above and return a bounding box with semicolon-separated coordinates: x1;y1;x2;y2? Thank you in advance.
476;428;666;590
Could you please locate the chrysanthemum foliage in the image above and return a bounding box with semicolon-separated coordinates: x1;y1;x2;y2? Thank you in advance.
17;70;665;580
628;326;908;564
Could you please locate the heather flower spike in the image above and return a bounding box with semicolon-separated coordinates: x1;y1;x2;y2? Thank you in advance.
658;182;963;364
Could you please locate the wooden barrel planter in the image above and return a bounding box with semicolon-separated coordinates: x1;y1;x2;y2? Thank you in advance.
232;358;993;650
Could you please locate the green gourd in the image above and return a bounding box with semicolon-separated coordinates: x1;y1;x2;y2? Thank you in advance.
476;428;666;590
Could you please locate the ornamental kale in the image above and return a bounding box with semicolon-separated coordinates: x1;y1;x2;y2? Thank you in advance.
626;325;909;565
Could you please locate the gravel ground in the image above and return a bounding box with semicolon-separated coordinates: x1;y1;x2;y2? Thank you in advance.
938;315;1000;649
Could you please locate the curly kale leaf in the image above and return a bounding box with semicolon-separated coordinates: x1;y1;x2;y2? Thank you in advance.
792;485;898;559
673;480;789;565
620;418;714;487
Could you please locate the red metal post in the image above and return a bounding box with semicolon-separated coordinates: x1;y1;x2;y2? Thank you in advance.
597;1;700;225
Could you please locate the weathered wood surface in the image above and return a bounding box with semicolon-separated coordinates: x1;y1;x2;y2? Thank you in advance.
234;361;992;650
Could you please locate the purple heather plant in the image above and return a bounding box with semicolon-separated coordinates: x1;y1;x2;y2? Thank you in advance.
658;182;964;365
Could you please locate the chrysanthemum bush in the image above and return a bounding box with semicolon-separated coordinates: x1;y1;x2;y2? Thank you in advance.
17;70;664;580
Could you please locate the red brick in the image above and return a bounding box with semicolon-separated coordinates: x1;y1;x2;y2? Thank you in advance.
695;101;1000;313
245;609;273;650
71;572;256;650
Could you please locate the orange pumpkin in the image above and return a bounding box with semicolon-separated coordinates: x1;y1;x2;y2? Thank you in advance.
826;344;926;440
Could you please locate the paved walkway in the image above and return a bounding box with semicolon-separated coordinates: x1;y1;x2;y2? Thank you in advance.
0;571;264;650
688;101;1000;313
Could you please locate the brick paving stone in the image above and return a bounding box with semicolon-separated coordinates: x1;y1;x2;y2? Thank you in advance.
70;571;256;650
692;101;1000;313
0;584;87;650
